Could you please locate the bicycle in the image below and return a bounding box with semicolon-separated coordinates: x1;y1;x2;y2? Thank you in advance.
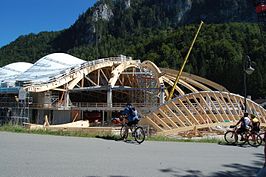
120;122;145;144
259;131;265;145
224;125;262;147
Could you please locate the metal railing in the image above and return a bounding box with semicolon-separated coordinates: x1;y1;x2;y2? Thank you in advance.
29;102;159;112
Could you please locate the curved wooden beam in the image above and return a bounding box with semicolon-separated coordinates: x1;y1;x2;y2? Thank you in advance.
161;68;228;92
108;61;139;87
141;60;164;86
143;91;266;135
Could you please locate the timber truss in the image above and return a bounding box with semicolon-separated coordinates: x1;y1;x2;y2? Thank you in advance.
142;91;266;135
24;56;266;134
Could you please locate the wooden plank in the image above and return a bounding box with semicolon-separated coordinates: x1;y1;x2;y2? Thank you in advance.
165;104;186;127
184;97;205;124
175;99;200;125
198;94;220;123
230;94;243;115
159;122;234;135
161;68;228;92
204;93;225;122
162;76;185;95
222;93;238;121
170;102;193;126
152;112;171;130
144;116;164;132
158;108;179;128
180;76;212;91
191;94;213;125
211;93;230;120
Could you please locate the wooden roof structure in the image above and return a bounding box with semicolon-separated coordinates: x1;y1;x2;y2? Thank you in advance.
18;55;265;134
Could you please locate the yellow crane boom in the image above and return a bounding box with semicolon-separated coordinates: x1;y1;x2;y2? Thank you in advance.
167;21;204;101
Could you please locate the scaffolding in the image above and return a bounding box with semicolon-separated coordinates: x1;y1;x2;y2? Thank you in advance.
0;91;30;125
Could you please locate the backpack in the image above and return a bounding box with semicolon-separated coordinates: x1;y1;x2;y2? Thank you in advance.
129;107;135;116
129;107;140;120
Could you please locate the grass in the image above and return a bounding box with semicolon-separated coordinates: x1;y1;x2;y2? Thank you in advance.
147;135;224;144
0;124;225;144
0;124;109;138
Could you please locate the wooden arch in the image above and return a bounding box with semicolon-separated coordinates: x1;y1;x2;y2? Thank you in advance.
141;91;266;135
108;61;140;87
24;56;266;136
26;58;140;92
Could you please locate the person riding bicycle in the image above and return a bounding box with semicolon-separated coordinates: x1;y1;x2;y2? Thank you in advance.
251;113;260;134
120;103;140;140
234;112;252;139
121;103;140;126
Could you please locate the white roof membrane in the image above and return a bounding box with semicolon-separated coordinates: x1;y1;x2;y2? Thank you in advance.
15;53;86;83
0;62;33;82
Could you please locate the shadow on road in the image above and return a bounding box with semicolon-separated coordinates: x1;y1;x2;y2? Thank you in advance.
218;141;263;149
95;135;121;141
123;139;141;145
159;153;264;177
85;176;131;177
95;135;141;145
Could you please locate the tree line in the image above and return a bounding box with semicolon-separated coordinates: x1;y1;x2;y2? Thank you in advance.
0;22;265;99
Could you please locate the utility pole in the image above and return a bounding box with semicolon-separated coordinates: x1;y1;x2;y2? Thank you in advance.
243;55;255;112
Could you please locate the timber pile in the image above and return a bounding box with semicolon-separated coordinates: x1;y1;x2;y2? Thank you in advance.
24;120;90;130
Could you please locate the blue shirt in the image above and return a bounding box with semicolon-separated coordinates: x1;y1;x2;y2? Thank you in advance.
122;107;139;122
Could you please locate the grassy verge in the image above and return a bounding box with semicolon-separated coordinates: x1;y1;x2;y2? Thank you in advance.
0;124;110;138
147;135;224;144
0;124;225;144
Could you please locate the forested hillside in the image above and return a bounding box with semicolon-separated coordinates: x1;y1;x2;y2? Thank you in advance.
0;0;265;99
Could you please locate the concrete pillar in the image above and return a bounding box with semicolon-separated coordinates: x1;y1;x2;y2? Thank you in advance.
102;110;105;126
106;85;113;124
107;85;112;108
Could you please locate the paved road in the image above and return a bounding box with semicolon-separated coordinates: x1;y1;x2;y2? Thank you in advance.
0;132;264;177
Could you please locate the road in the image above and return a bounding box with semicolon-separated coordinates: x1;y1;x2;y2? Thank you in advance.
0;132;264;177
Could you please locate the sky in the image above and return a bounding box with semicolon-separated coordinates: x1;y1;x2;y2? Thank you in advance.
0;0;97;47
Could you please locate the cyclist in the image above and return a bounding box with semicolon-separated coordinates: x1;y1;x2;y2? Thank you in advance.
122;103;140;126
121;103;140;140
251;113;260;134
234;112;252;140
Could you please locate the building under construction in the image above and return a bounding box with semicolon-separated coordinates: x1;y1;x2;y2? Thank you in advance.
0;53;266;135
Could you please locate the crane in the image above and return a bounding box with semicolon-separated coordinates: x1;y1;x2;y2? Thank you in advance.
166;21;204;101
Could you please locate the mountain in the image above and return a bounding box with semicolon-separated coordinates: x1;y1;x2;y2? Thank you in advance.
0;0;265;98
52;0;257;51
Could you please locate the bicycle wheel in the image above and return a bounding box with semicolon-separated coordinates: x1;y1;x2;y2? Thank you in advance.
224;131;237;144
259;132;265;145
120;125;128;139
134;127;145;144
236;133;247;146
248;133;263;147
